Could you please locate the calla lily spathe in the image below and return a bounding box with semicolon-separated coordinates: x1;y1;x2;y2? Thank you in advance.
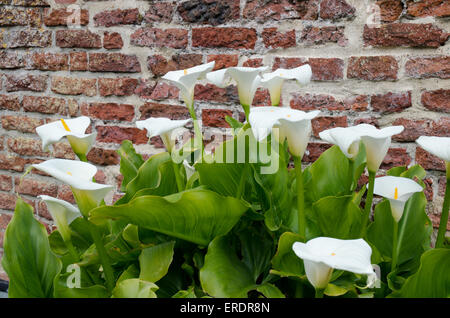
249;106;320;158
260;65;312;106
32;159;113;215
292;237;375;290
36;116;96;159
319;127;361;160
162;62;215;109
38;195;81;242
136;117;191;152
416;136;450;163
206;66;268;118
372;176;423;222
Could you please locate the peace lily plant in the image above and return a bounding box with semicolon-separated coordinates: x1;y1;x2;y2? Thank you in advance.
2;64;449;299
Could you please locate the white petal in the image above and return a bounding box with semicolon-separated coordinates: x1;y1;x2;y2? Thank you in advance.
373;176;423;201
416;136;450;162
136;118;191;139
319;127;361;159
303;259;333;289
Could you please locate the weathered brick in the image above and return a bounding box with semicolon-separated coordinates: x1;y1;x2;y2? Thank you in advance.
320;0;356;20
27;52;69;71
300;26;347;46
51;76;97;96
207;54;238;70
149;82;179;100
44;8;89;26
243;58;263;68
192;27;257;49
15;177;58;197
371;92;412;114
421;89;450;113
202;109;233;128
139;103;190;120
7;137;47;157
363;23;449;48
291;94;348;111
262;28;296;49
431;117;450;136
5;74;47;92
0;7;41;26
252;88;273;106
98;78;139;97
96;126;148;145
0;51;24;69
103;32;123;49
0;194;16;211
392;118;433;142
94;8;141;27
0;175;12;192
23;95;66;114
406;0;450;18
87;147;120;166
348;56;398;81
309;58;344;81
148;54;202;76
56;30;102;48
415;147;446;171
144;1;175;23
70;52;88;71
1;115;44;133
194;84;238;103
405;57;450;79
6;29;51;48
81;103;134;122
178;0;239;25
302;142;333;163
380;148;411;170
272;57;306;70
89;53;141;73
376;0;404;22
0;95;21;111
53;142;76;160
0;154;27;172
131;27;188;49
312;116;348;137
57;184;75;204
243;0;318;22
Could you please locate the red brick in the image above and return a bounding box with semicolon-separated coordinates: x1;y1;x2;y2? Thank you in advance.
431;118;450;136
194;84;238;103
149;82;179;100
0;154;27;172
415;147;446;171
94;8;141;27
252;88;273;106
56;30;102;48
380;148;411;170
406;0;450;18
309;58;344;81
57;185;75;204
144;2;175;23
363;23;449;48
348;56;398;81
290;94;345;111
202;109;233;128
312;116;348;137
302;142;332;163
429;213;450;231
103;32;123;49
192;27;257;49
23;95;66;115
300;26;347;46
139;103;190;120
421;89;450;113
53;142;76;160
344;95;369;111
376;0;404;22
131;27;188;49
51;76;97;96
0;213;12;229
423;177;434;202
27;52;69;71
405;57;450;79
0;175;12;192
272;57;306;70
81;103;134;122
7;137;47;157
0;95;21;111
15;177;58;197
96;126;148;145
0;7;41;26
178;0;239;25
148;54;203;76
0;51;24;69
262;28;296;49
371;92;412;114
4;74;47;92
392;118;433;142
207;54;238;70
89;53;141;73
44;8;89;26
98;78;139;97
5;29;51;48
243;0;318;22
243;58;263;68
320;0;356;20
70;52;88;71
87;147;120;166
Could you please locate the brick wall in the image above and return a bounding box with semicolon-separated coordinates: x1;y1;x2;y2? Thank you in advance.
0;0;449;279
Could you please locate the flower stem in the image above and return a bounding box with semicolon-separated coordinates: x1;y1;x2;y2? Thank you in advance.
315;288;324;298
172;161;185;192
65;239;80;262
348;159;355;191
294;156;305;239
391;220;399;272
361;170;376;237
86;219;115;291
187;103;203;155
436;164;450;248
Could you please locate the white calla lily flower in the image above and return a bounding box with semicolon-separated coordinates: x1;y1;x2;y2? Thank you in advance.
372;176;423;222
292;237;375;290
261;65;312;106
416;136;450;163
319;127;361;160
249;106;320;158
349;124;404;173
183;160;196;180
36;116;96;160
206;66;268;118
38;195;81;242
162;62;215;109
136;117;191;152
32;159;113;215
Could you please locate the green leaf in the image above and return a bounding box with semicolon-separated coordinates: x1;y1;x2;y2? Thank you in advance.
313;195;363;239
200;236;255;298
116;152;178;205
324;283;349;297
53;272;109;298
117;140;144;192
112;279;158;298
139;241;175;283
2;197;62;298
271;232;304;278
196;162;244;197
256;283;285;298
90;189;249;246
391;249;450;298
225;115;244;131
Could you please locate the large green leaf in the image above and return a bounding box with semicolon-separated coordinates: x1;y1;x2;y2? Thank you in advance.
117;140;144;191
116;152;178;205
200;236;255;298
313;195;363;239
112;279;158;298
2;197;62;298
53;272;109;298
367;192;432;276
391;249;450;298
139;241;175;283
195;162;244;197
90;189;249;246
270;232;304;278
